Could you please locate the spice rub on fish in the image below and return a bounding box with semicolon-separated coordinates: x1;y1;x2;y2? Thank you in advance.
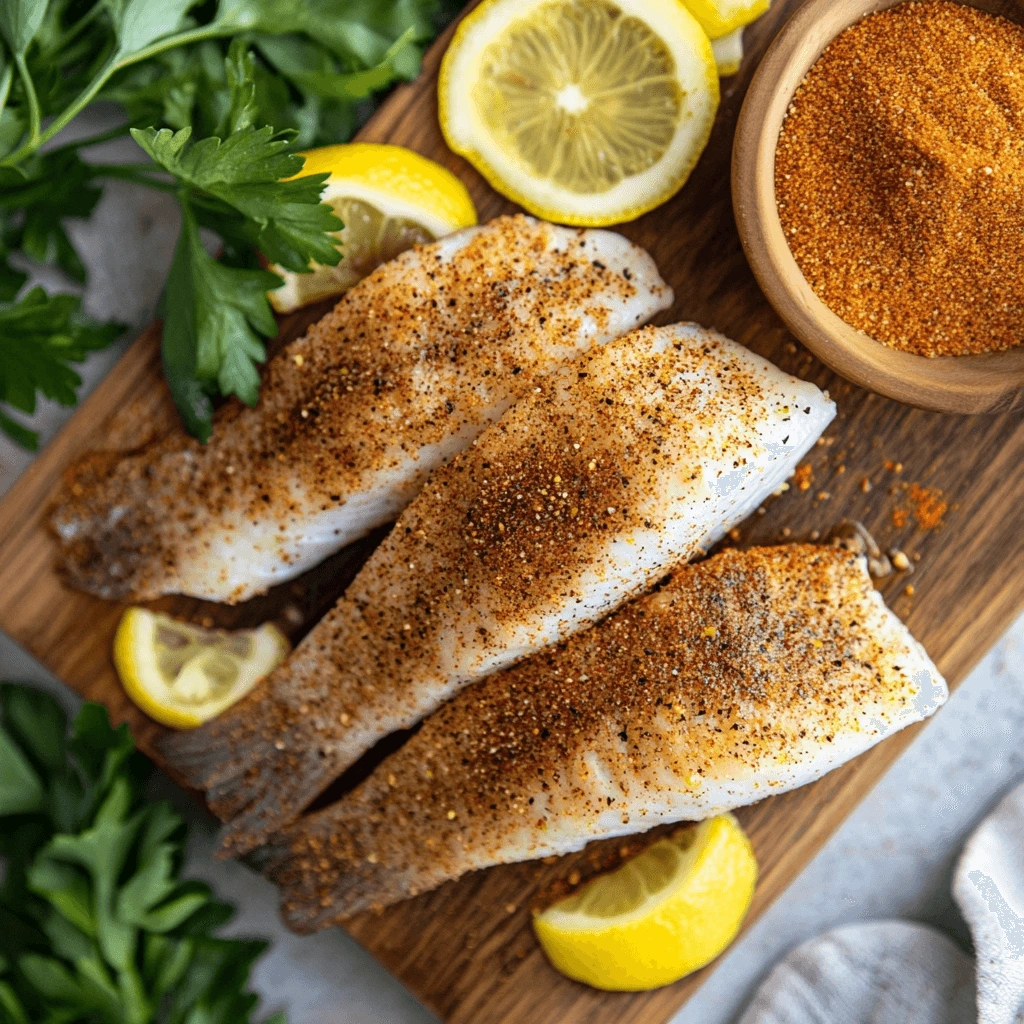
51;215;671;604
259;545;947;930
163;323;835;855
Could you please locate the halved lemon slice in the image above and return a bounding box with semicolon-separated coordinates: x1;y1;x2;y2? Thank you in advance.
114;608;290;729
269;143;478;313
439;0;719;226
533;815;757;990
680;0;769;40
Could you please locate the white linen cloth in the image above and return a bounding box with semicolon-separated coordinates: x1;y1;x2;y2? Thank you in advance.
736;921;975;1024
740;777;1024;1024
953;781;1024;1024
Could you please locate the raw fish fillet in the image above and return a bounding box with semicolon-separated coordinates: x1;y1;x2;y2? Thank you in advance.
164;323;835;855
260;544;947;930
51;215;671;603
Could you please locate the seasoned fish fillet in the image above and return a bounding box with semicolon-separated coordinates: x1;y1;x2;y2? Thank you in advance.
260;545;947;930
51;215;671;604
164;323;836;855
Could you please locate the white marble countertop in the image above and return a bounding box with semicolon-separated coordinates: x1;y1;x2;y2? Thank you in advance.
2;118;1021;1024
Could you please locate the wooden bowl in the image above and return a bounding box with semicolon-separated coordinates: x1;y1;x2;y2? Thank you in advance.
733;0;1024;414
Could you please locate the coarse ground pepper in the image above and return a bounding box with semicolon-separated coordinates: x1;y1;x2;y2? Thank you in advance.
775;0;1024;357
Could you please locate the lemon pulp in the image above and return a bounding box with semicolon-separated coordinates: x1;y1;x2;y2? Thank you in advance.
439;0;719;226
533;814;757;990
114;608;290;729
475;0;682;195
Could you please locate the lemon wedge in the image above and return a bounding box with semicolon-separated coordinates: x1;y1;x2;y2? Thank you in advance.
114;608;290;729
533;814;757;990
680;0;769;40
439;0;719;226
712;28;744;76
269;143;478;313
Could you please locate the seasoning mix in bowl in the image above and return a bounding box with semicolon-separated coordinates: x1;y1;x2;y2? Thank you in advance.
733;0;1024;414
775;1;1024;359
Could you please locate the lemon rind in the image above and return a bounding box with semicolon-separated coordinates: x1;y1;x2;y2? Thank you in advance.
295;142;478;231
682;0;770;39
319;179;470;239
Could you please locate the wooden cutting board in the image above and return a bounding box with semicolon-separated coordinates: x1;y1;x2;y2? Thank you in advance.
2;3;1023;1021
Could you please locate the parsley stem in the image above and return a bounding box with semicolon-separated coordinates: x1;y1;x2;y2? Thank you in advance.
14;55;41;148
1;24;230;167
1;54;119;166
112;23;231;68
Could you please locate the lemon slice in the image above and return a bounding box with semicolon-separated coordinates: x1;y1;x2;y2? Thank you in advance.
712;27;744;76
680;0;769;40
439;0;720;226
533;815;757;991
269;143;478;313
114;608;290;729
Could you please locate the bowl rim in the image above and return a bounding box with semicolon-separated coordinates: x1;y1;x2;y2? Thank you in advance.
732;0;1024;415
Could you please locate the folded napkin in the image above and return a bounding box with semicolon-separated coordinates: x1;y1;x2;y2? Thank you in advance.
953;781;1024;1024
737;921;975;1024
741;777;1024;1024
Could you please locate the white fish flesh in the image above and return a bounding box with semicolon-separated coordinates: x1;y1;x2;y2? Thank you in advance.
51;215;671;603
259;544;947;930
163;323;836;855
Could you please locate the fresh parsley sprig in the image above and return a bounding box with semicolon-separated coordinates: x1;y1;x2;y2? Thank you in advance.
0;0;446;447
0;288;122;449
0;682;285;1023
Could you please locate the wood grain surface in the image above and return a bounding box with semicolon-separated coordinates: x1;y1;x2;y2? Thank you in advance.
1;3;1023;1022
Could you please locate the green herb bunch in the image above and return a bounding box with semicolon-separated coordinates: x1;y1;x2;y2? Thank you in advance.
0;683;283;1023
0;0;448;447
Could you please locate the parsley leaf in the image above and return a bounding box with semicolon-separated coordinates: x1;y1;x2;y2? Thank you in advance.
0;148;104;283
131;124;342;271
0;684;286;1024
0;0;48;57
104;39;297;143
216;0;436;72
0;288;122;450
219;37;260;136
161;200;280;441
102;0;202;59
0;0;451;443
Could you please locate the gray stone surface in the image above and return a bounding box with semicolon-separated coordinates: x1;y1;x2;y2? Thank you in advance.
2;110;1020;1023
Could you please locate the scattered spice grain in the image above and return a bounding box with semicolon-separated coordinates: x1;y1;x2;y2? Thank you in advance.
792;463;814;491
776;1;1024;357
907;483;948;530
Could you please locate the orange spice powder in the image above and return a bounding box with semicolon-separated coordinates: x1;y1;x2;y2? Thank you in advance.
792;463;814;492
907;484;948;531
892;483;948;531
775;1;1024;357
